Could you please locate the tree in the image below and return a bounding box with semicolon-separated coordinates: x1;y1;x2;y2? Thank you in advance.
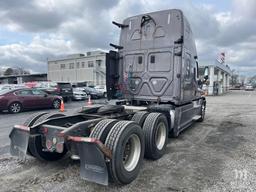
4;68;14;76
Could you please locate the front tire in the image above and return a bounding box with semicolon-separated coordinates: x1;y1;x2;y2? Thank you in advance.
105;121;145;184
8;102;22;113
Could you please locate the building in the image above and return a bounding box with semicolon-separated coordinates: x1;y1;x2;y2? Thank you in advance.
47;51;106;86
0;73;47;84
199;53;232;95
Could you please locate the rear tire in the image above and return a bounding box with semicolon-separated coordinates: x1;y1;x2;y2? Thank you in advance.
8;102;22;113
131;112;149;127
23;112;48;156
52;99;61;109
89;119;117;143
198;101;206;122
28;113;67;161
143;113;168;160
23;112;48;127
105;121;145;184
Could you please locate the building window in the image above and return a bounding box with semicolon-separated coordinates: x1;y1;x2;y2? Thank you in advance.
60;64;65;69
76;62;80;68
81;62;85;68
69;63;74;69
88;61;94;68
96;60;101;67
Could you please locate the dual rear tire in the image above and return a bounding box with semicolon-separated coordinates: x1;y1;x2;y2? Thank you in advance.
90;112;168;184
132;112;168;160
90;120;145;184
142;113;168;160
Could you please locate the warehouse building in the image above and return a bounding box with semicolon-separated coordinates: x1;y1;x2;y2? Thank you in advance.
0;73;47;84
48;51;106;86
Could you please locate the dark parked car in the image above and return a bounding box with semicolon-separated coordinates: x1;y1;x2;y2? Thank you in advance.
81;87;103;99
0;88;62;113
35;82;73;101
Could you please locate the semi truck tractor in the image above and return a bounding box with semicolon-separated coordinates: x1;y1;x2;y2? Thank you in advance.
9;9;206;186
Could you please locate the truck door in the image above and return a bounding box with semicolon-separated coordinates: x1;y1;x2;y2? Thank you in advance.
182;52;193;101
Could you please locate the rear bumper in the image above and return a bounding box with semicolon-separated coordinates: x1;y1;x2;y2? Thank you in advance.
73;95;87;100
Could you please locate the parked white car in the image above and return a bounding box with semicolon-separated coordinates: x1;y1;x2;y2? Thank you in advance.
94;85;107;98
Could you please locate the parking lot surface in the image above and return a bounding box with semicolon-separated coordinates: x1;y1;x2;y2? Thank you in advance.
0;91;256;192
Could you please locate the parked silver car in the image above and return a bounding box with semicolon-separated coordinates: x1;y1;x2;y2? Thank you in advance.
245;85;254;91
72;88;88;100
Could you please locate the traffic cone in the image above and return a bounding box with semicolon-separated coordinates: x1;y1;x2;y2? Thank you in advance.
59;99;65;112
87;95;92;106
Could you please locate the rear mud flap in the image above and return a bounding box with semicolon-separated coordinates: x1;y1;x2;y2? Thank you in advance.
77;142;108;186
9;128;29;159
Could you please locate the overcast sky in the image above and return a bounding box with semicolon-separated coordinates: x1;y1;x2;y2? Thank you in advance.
0;0;255;76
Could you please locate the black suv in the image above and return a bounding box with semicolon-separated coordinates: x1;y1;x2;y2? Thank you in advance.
35;82;73;102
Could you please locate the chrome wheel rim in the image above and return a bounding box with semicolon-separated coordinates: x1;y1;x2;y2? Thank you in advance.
123;134;141;172
155;122;167;150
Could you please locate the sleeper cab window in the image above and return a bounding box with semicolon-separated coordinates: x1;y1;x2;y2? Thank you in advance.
138;56;143;64
150;55;155;63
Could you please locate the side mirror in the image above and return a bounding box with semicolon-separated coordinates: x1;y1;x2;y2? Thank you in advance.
44;94;48;97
